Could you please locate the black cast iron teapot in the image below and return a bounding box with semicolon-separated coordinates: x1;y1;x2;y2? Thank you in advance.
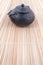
8;4;35;27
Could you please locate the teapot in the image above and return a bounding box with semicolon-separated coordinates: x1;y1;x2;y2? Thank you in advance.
8;4;35;27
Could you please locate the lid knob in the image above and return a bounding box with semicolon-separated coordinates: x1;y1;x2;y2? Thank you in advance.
21;4;24;7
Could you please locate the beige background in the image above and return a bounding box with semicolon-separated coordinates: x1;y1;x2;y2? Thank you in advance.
0;0;43;65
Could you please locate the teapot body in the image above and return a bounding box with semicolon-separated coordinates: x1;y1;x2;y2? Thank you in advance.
8;4;35;27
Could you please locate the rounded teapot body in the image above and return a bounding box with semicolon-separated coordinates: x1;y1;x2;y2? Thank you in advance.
8;4;35;27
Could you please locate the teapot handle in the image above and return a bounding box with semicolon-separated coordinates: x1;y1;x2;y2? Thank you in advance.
8;10;17;16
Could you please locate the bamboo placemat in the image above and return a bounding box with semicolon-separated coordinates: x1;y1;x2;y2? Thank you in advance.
0;0;43;65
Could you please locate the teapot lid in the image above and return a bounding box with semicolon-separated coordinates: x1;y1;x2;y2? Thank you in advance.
14;4;31;14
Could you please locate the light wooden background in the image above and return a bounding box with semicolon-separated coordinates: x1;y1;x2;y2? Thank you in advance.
0;0;43;65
